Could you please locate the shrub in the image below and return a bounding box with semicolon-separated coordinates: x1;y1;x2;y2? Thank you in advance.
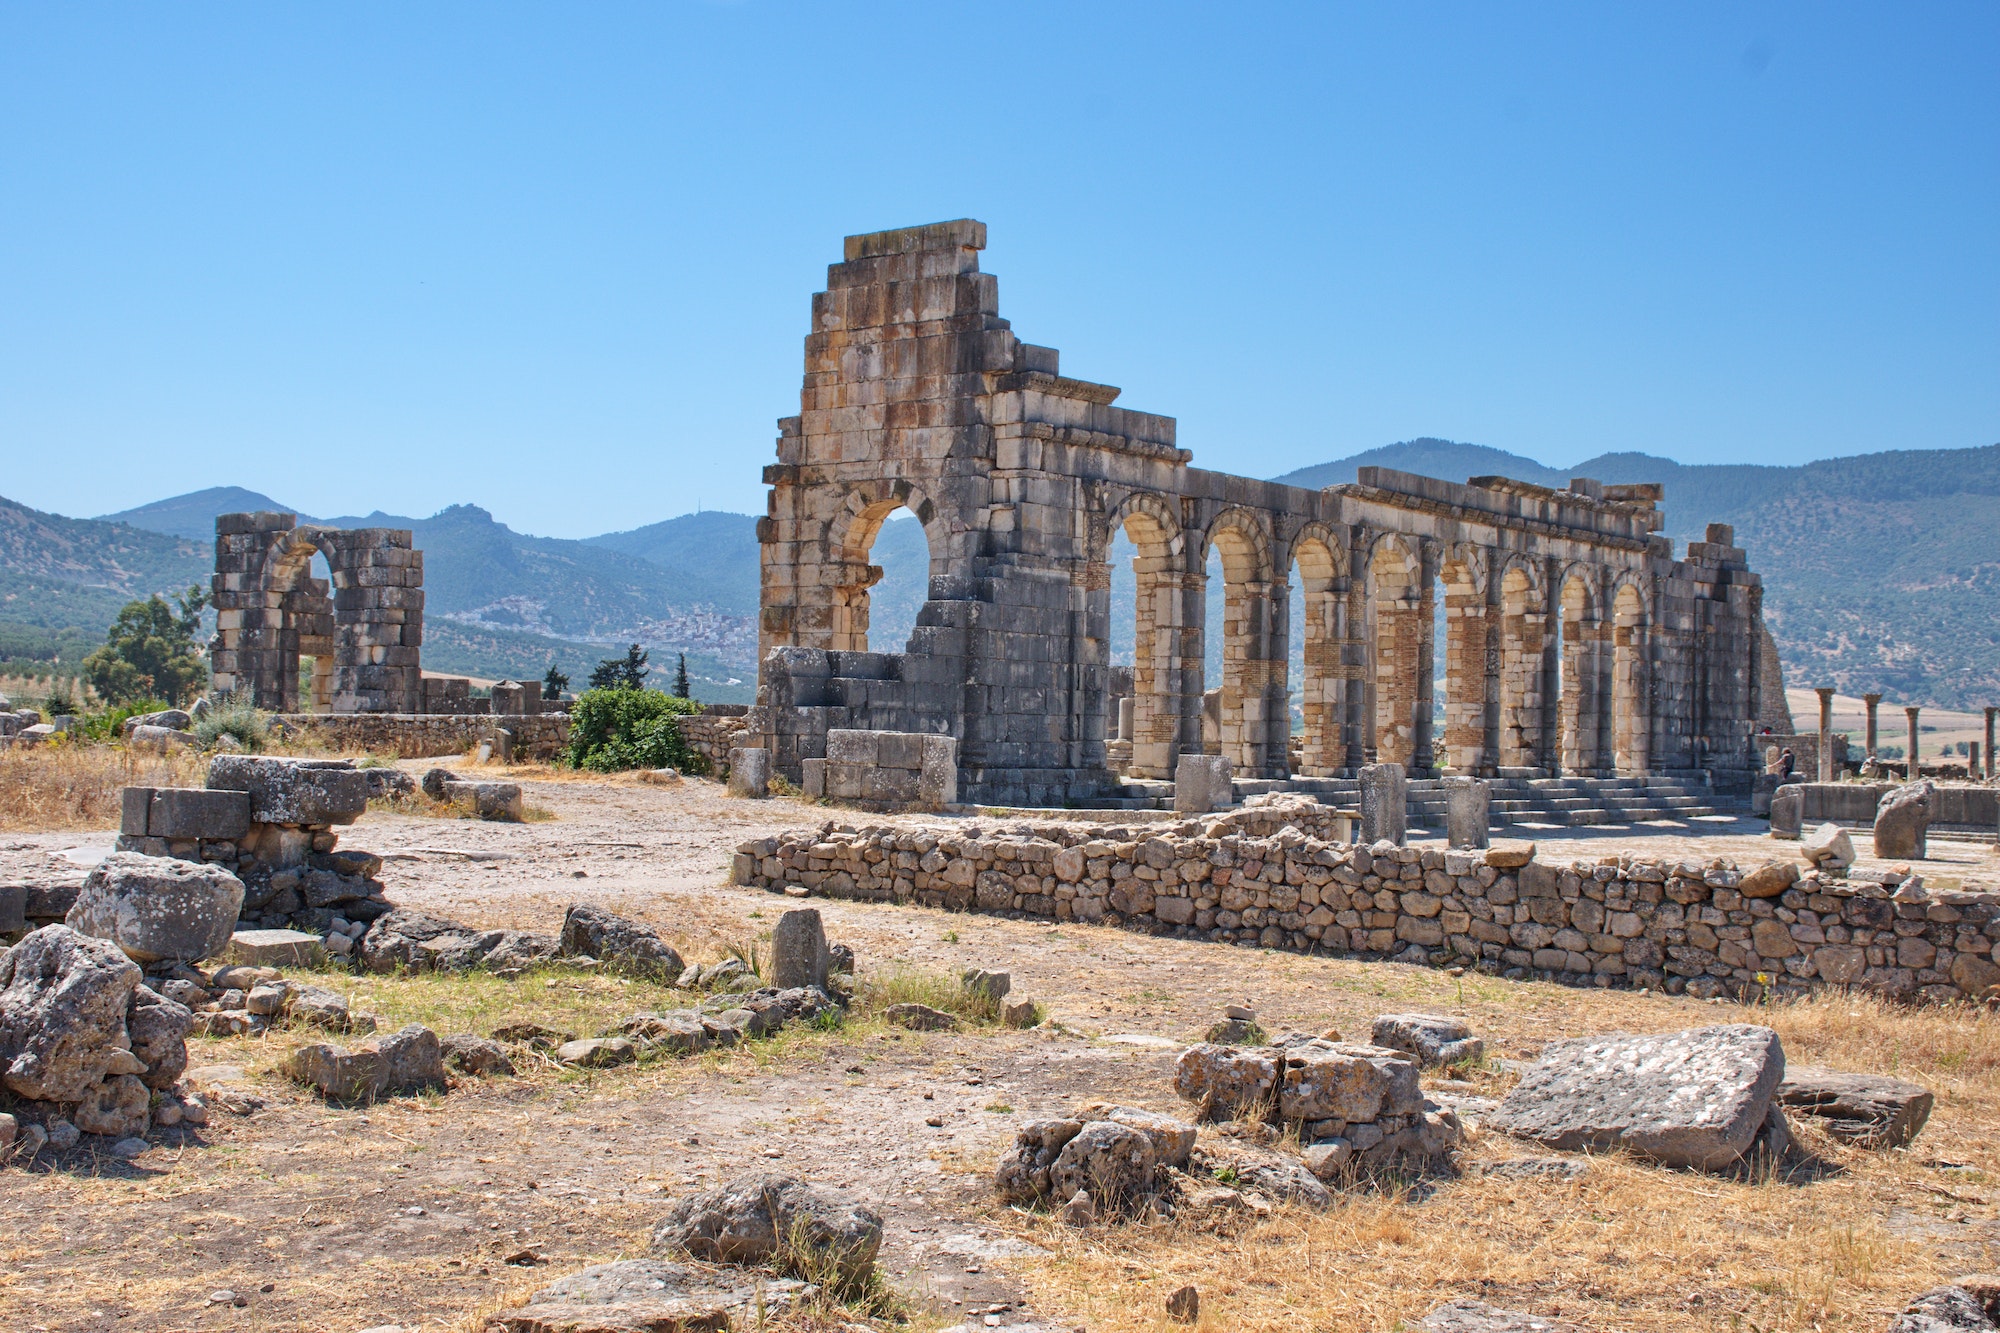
563;687;705;773
81;587;209;705
192;697;269;752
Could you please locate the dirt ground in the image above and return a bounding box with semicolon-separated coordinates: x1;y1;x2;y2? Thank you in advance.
5;763;2000;1333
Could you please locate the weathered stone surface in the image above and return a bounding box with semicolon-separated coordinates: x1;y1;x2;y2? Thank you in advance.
1443;776;1490;850
725;747;770;798
284;1023;444;1102
66;853;245;963
1277;1039;1424;1123
0;926;142;1103
442;1033;515;1076
1484;841;1536;870
1359;763;1407;846
961;966;1010;1001
1770;784;1804;838
72;1072;152;1138
501;1259;812;1333
222;929;326;968
1420;1299;1596;1333
1048;1119;1157;1205
1072;1102;1196;1169
994;1118;1085;1203
1737;860;1799;900
206;756;370;825
1876;781;1936;860
1801;822;1856;870
1174;754;1233;816
1371;1013;1484;1068
360;908;505;972
1487;1024;1785;1170
769;908;828;991
1173;1043;1281;1120
558;1037;638;1068
561;904;685;980
1776;1065;1934;1147
146;788;252;841
885;1002;958;1031
1887;1286;2000;1333
652;1174;882;1283
127;983;193;1090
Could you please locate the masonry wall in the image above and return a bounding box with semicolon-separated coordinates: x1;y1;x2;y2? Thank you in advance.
734;819;2000;1004
277;713;570;759
752;221;1772;807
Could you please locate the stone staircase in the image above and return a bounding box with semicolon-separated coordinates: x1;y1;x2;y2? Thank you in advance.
1099;772;1736;828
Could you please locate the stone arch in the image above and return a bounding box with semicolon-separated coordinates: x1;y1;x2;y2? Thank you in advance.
1101;490;1192;779
825;482;946;653
1199;508;1283;775
1367;532;1425;767
1496;554;1546;770
1610;576;1651;774
1436;544;1487;773
1555;564;1607;775
1288;523;1347;775
261;529;343;714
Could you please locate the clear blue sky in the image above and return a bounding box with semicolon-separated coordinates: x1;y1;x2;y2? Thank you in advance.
2;3;1994;538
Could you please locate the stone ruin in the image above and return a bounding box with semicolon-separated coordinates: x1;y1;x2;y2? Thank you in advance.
748;220;1780;808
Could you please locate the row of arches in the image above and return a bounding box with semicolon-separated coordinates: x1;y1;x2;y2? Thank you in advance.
819;485;1654;782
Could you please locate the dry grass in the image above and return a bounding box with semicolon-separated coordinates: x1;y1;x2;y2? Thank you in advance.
0;740;207;831
995;988;2000;1333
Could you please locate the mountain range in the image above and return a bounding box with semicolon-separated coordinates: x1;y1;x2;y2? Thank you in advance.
6;436;1996;710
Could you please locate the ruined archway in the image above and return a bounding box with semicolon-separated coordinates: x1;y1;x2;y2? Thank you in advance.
1202;508;1282;776
1497;560;1544;771
1105;493;1190;780
1556;567;1604;776
1289;526;1346;776
1368;533;1424;768
827;488;943;655
1435;548;1486;773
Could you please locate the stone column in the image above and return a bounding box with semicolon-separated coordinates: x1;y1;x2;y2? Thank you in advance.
1987;707;1996;780
1412;541;1438;776
1863;693;1882;759
1905;706;1921;782
1815;687;1836;783
1442;775;1490;850
1359;762;1407;846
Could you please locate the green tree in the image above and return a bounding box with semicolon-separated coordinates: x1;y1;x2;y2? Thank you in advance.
673;652;690;699
563;686;703;773
542;664;570;700
589;643;649;690
82;586;209;705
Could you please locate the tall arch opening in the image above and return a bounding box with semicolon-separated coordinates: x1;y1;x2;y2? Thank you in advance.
299;549;336;713
1108;503;1185;780
832;500;933;654
1368;536;1422;768
1204;514;1278;775
1611;582;1647;774
1556;571;1600;775
1497;564;1543;771
264;536;336;714
1435;552;1485;773
1289;533;1342;776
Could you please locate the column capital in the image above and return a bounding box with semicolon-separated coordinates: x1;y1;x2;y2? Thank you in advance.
1862;692;1883;705
1814;686;1836;701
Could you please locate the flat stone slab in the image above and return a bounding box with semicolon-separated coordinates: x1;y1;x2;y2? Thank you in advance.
223;929;327;968
1776;1064;1934;1147
1420;1299;1597;1333
1486;1024;1785;1170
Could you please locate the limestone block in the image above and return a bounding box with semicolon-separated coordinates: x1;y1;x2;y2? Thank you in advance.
1801;822;1856;870
1359;763;1407;846
67;854;245;964
1769;784;1803;839
727;748;771;799
1442;777;1490;850
223;929;327;968
1874;781;1935;860
206;757;370;826
918;734;958;808
1775;1065;1933;1147
769;908;828;991
147;788;252;841
1174;754;1233;815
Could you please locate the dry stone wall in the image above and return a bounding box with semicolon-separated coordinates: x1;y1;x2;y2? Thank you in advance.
275;713;570;760
734;819;2000;1005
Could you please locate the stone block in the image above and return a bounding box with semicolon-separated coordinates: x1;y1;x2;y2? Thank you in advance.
148;788;252;841
1775;1065;1934;1147
769;908;828;991
206;757;370;826
1442;777;1489;850
727;748;771;799
1874;781;1934;860
66;854;246;964
918;734;958;808
1359;763;1407;846
223;929;328;968
120;787;156;837
1770;784;1803;839
800;758;827;798
1174;754;1233;815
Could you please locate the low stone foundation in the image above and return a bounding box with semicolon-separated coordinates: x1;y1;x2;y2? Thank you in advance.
675;708;750;775
275;713;571;760
734;818;2000;1005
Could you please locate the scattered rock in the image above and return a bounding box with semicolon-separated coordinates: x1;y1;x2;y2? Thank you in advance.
994;1119;1084;1203
442;1033;515;1077
1876;781;1937;860
885;1003;959;1032
652;1173;884;1284
0;925;143;1104
492;1022;577;1051
1487;1024;1785;1170
1173;1043;1280;1119
66;854;245;964
1194;1142;1333;1208
1370;1014;1484;1068
1484;841;1536;870
1057;1189;1095;1226
557;1037;638;1068
560;904;685;981
769;908;829;991
1001;999;1039;1028
1165;1284;1199;1323
1887;1285;2000;1333
962;967;1010;1001
282;1023;444;1102
1776;1065;1934;1147
1420;1299;1595;1333
1801;822;1857;870
223;929;326;968
1048;1119;1157;1206
1302;1139;1353;1180
126;984;193;1089
1478;1157;1591;1181
500;1258;811;1333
